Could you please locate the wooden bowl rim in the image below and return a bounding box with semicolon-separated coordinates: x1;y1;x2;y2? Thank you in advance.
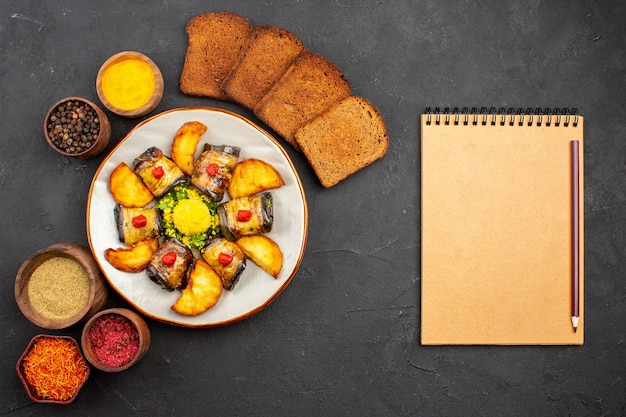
16;334;90;404
95;50;164;118
81;307;150;372
14;243;100;329
43;96;111;158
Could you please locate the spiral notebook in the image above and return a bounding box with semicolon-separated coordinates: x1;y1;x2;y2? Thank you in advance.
420;107;584;345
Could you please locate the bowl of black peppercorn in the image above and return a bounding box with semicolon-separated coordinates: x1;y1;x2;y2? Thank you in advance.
44;96;111;159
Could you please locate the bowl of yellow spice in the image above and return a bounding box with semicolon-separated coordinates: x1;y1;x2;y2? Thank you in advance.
96;51;164;118
14;243;109;330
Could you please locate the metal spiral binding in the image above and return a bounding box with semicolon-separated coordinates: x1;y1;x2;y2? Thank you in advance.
425;107;579;127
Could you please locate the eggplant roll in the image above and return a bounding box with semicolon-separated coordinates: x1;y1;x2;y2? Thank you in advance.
133;147;188;198
217;192;273;241
202;237;246;290
147;238;193;291
191;144;240;202
114;204;161;245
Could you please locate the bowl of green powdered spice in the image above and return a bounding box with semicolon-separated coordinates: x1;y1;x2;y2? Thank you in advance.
15;243;109;329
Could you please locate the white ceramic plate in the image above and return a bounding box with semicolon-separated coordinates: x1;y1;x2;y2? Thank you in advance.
87;108;308;327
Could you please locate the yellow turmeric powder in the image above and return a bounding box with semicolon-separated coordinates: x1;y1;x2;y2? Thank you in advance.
101;57;155;110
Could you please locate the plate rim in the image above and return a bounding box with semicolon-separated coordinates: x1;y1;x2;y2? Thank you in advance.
86;106;308;327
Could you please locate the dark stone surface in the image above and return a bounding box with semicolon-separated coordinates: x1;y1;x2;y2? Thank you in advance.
1;1;625;416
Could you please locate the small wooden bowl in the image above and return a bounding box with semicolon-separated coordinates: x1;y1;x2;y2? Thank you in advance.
17;334;90;404
81;308;150;372
96;51;164;118
44;96;111;159
14;243;109;330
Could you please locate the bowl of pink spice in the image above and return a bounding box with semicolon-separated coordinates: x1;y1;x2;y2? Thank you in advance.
81;308;150;372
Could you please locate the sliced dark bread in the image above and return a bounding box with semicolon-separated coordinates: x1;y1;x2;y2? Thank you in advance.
253;52;351;149
222;25;307;110
179;12;252;100
294;96;389;187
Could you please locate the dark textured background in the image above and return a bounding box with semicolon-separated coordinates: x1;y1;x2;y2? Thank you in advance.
1;1;625;416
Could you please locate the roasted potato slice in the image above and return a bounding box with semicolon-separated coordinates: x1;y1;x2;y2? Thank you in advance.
228;158;285;199
104;238;159;273
171;259;223;316
109;162;154;208
236;235;283;278
171;121;207;175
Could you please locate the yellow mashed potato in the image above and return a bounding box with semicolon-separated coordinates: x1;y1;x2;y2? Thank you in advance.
172;199;214;236
156;184;220;250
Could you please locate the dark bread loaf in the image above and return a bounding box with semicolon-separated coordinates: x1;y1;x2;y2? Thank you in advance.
294;96;389;187
222;25;307;110
179;12;252;100
253;52;351;149
179;13;388;188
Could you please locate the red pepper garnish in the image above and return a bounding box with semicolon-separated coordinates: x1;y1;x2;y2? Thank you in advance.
161;251;177;266
206;163;219;176
152;166;164;179
218;253;234;265
237;209;252;222
132;215;147;228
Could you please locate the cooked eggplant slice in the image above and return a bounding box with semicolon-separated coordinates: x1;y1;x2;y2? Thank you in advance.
114;204;161;246
217;192;273;241
191;144;240;202
146;238;193;291
133;147;188;198
201;237;246;290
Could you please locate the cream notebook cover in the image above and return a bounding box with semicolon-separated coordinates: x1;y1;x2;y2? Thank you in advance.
420;108;584;345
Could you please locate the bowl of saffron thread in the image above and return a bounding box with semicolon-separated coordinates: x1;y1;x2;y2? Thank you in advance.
16;334;90;404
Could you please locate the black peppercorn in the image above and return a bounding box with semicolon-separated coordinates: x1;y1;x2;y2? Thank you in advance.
46;100;100;154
